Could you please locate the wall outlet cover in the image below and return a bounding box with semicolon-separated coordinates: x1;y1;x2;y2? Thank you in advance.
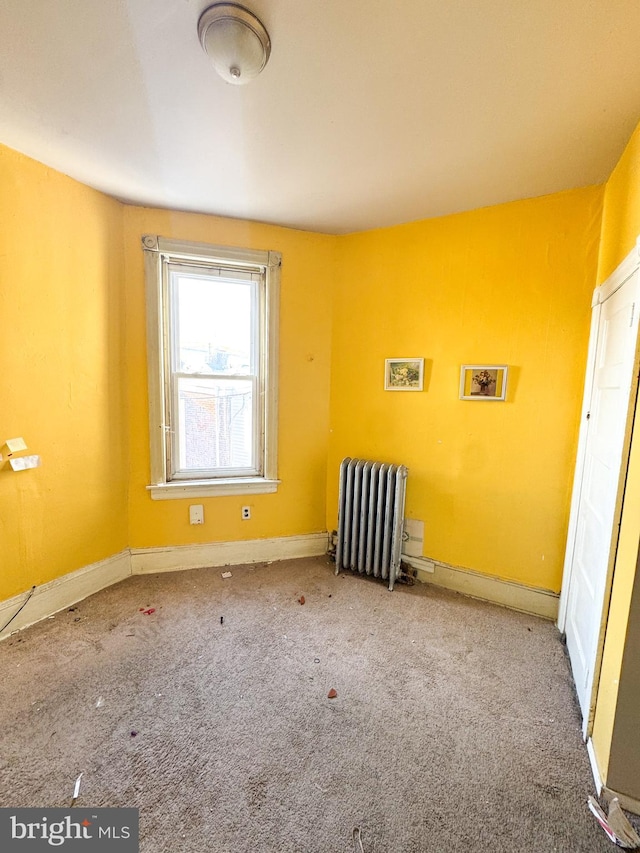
189;504;204;525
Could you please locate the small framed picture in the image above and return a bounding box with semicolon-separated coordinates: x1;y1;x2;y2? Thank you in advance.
460;364;508;401
384;358;424;391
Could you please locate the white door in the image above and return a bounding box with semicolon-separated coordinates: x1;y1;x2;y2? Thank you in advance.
561;263;640;732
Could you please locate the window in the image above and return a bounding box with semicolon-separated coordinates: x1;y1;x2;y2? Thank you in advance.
142;235;280;499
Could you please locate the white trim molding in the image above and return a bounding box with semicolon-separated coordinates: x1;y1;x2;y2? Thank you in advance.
559;240;640;632
130;532;328;574
587;738;604;795
142;235;280;498
407;555;559;619
147;478;280;499
0;551;132;641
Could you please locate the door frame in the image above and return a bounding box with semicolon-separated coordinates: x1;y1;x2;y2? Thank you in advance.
558;239;640;738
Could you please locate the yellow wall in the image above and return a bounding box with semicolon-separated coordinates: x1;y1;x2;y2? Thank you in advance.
123;207;335;548
0;144;608;608
328;187;603;592
0;145;128;600
597;121;640;284
2;123;639;801
591;120;640;785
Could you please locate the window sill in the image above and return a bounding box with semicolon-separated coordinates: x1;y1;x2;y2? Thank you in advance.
147;478;280;500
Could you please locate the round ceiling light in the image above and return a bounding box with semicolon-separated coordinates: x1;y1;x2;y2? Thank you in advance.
197;3;271;86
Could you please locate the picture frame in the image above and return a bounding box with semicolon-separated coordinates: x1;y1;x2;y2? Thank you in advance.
459;364;508;401
384;358;424;391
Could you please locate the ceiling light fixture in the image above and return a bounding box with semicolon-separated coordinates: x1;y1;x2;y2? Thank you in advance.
197;3;271;86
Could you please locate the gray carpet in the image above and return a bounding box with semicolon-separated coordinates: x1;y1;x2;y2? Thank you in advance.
0;556;633;851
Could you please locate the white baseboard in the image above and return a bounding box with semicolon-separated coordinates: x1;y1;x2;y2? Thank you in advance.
0;550;131;641
130;532;328;574
1;534;558;640
405;555;559;619
402;554;435;574
1;534;328;641
587;738;604;795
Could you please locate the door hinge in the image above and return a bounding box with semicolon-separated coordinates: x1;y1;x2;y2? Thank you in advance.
631;302;636;327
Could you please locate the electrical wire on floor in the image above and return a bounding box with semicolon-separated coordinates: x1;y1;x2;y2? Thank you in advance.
0;585;36;635
353;827;365;853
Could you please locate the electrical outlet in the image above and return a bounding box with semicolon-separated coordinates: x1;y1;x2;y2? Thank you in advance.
242;506;251;520
189;504;204;525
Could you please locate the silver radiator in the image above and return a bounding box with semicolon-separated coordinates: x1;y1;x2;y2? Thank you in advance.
335;457;408;591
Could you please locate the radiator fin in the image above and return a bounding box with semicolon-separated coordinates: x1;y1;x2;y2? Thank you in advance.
335;457;408;590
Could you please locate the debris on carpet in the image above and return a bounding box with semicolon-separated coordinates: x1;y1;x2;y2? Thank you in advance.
327;688;338;699
588;796;640;848
69;772;83;807
353;826;365;853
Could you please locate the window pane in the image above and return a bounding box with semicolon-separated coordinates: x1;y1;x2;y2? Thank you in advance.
175;274;253;375
177;378;254;471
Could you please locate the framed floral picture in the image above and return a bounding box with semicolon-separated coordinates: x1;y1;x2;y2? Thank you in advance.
459;364;508;401
384;358;424;391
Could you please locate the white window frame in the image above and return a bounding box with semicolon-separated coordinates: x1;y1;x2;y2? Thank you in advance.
142;235;280;499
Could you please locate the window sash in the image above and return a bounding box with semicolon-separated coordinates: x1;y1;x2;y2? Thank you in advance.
164;264;262;481
170;375;260;479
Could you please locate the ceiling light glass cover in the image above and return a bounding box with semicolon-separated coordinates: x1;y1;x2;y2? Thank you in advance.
198;3;271;85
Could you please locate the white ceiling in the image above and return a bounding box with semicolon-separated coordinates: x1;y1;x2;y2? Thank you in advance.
2;1;640;234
